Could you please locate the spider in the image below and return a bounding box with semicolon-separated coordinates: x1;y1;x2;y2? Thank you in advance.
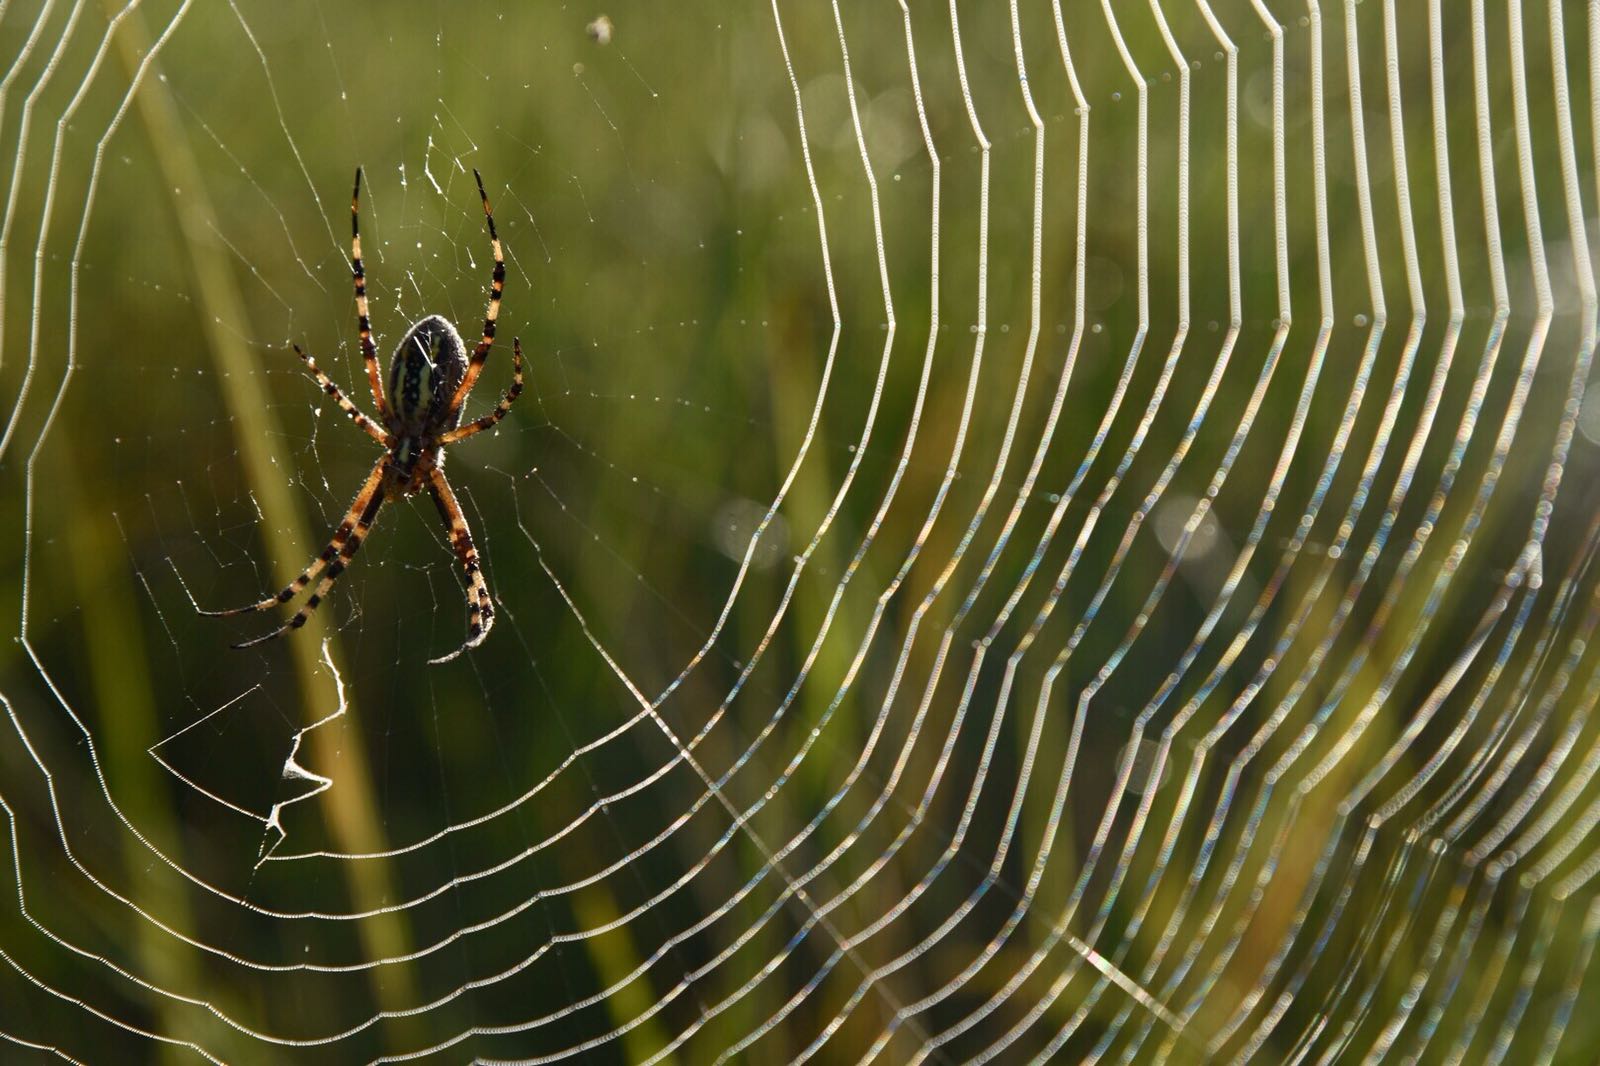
204;168;522;664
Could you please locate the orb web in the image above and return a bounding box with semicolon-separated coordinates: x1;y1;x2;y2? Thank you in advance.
1;0;1599;1062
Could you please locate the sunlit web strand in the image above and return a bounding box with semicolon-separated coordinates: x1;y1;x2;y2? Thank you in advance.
1056;0;1428;1045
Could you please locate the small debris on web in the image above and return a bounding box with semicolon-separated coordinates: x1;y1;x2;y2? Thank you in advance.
586;15;614;45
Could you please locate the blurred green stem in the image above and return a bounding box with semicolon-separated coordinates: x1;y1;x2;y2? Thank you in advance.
110;0;417;1021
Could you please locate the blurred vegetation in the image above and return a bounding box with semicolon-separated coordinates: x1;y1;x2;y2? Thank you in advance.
0;0;1598;1062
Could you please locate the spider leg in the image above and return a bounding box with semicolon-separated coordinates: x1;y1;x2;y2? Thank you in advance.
295;345;390;445
425;467;494;664
351;167;391;422
200;460;385;620
438;337;523;445
440;169;505;421
230;469;388;649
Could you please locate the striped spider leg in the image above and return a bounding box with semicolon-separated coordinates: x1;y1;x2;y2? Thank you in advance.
202;169;524;661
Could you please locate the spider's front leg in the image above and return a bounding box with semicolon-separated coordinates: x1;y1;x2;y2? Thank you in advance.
201;460;387;646
426;467;494;664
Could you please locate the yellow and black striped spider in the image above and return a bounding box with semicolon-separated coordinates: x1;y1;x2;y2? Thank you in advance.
204;168;523;664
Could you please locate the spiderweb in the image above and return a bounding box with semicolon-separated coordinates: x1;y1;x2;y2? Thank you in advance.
2;0;1600;1061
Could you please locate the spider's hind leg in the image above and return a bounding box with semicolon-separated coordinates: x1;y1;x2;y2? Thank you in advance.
295;345;389;445
439;337;524;445
351;167;390;421
439;170;506;423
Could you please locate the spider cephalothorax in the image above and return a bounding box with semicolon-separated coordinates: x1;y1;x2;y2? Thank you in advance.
204;168;523;663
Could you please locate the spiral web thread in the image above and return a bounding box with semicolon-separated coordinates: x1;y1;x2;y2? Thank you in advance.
1;0;1600;1062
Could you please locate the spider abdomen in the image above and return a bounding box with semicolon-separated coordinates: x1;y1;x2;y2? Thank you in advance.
387;314;468;434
